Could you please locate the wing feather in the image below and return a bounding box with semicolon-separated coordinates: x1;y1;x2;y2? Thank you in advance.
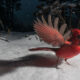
34;22;65;46
64;30;71;40
48;14;53;27
41;15;48;25
54;17;59;30
60;24;67;35
33;15;71;46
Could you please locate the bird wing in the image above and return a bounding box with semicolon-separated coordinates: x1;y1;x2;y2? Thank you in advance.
34;15;71;46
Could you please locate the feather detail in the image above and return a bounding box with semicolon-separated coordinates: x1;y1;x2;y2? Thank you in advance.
60;24;67;35
29;47;58;51
48;14;53;27
54;17;59;30
33;15;72;46
64;30;71;40
34;22;64;46
41;15;48;25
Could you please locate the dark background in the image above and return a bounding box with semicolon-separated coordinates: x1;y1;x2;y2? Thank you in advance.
0;0;79;32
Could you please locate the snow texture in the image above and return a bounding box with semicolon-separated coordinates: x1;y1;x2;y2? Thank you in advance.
0;32;80;80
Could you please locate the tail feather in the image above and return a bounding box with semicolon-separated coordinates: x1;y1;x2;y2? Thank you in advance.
29;47;58;52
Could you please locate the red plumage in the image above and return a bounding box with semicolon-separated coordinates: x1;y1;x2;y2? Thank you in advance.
29;15;80;66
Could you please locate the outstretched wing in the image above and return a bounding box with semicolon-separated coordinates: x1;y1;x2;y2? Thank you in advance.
34;15;71;46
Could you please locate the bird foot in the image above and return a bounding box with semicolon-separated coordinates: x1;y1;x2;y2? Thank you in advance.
56;66;60;69
66;61;70;65
65;59;71;65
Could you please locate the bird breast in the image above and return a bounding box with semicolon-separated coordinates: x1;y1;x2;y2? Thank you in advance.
56;44;80;59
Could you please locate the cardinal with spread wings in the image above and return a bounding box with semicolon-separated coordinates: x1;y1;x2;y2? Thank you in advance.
29;15;80;66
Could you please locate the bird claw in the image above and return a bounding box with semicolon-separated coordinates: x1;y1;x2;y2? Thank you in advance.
56;66;59;69
65;59;71;65
66;61;70;65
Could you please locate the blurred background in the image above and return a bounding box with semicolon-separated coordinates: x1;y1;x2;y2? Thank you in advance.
0;0;80;32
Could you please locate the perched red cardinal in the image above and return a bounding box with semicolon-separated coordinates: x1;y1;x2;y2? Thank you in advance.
29;15;80;66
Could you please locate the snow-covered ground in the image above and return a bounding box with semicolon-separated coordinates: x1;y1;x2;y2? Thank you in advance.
0;32;80;80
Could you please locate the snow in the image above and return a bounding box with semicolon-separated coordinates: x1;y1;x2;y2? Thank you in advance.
0;32;80;80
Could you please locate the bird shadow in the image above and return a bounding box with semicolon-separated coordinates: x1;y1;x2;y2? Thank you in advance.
0;53;62;75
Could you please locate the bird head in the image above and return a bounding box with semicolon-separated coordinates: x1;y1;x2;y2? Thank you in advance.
71;29;80;37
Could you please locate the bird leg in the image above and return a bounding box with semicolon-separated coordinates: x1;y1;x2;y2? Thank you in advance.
65;59;70;65
56;57;60;68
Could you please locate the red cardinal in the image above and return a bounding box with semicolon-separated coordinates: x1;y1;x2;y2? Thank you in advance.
29;15;80;66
